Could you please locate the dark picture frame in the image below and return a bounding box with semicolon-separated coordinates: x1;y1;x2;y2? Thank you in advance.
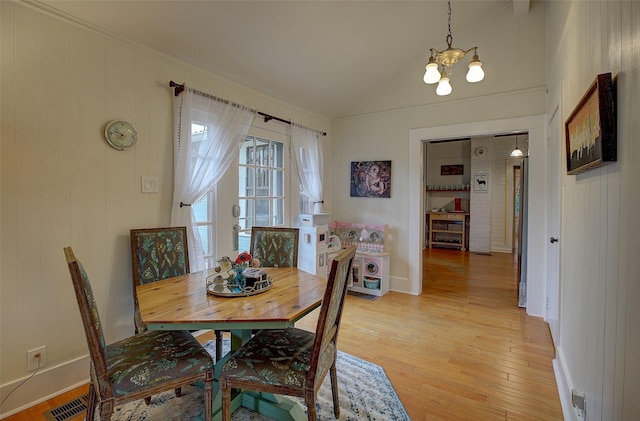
350;160;391;198
565;72;616;175
441;164;464;175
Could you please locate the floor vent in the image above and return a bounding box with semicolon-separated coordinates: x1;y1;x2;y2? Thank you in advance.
43;394;88;421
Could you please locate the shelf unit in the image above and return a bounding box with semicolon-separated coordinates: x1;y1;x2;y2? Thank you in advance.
427;212;469;251
426;188;471;192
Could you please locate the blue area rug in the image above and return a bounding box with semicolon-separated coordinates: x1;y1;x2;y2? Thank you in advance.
107;338;410;420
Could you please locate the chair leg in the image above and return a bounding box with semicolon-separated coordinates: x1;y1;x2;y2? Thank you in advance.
306;395;317;421
221;379;232;421
329;363;340;418
215;330;223;361
85;383;97;421
204;372;213;421
98;399;114;421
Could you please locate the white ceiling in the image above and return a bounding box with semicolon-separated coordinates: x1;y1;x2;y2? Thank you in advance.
35;0;517;117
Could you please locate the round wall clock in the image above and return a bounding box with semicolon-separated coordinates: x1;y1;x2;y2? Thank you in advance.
104;120;138;150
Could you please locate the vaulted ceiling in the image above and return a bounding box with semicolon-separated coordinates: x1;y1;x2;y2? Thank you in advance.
36;0;527;117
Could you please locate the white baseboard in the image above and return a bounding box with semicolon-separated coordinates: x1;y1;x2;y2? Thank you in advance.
490;247;513;254
0;355;89;419
553;346;582;421
389;275;417;295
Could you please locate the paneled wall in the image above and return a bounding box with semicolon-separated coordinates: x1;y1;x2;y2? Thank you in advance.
546;1;640;420
0;1;330;414
469;137;493;253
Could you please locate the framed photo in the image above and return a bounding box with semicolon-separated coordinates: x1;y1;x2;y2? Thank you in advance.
350;160;391;198
441;164;464;175
473;172;488;192
565;72;616;175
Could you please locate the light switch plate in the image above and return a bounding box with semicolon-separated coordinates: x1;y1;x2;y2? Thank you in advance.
141;176;158;193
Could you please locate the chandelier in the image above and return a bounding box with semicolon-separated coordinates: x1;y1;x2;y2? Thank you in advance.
423;0;485;96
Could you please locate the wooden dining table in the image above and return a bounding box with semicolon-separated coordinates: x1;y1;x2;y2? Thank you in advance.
136;266;327;421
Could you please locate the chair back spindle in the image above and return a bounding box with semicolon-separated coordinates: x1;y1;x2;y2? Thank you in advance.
308;246;355;391
64;247;111;396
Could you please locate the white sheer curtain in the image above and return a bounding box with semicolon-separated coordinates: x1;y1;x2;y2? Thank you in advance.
290;124;324;214
171;87;255;271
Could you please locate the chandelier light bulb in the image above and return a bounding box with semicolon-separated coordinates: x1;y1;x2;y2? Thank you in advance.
423;58;440;84
436;75;452;96
466;53;485;83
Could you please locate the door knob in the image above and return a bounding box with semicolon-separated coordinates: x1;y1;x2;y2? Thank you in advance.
550;237;559;244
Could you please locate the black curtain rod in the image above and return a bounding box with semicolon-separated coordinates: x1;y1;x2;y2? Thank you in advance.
170;81;326;136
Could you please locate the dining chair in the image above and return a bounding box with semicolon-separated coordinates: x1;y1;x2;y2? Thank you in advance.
249;226;300;267
130;226;223;361
219;246;357;421
64;246;214;421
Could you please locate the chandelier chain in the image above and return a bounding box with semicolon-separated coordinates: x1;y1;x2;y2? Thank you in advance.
446;0;453;47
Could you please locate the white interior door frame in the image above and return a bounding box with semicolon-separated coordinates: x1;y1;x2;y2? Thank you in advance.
546;101;562;346
408;115;548;317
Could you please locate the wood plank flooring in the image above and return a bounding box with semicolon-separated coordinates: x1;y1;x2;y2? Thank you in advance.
6;248;563;420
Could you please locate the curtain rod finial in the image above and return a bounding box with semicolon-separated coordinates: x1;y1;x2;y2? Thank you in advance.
169;81;185;97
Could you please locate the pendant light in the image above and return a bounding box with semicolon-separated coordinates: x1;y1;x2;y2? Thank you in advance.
510;135;524;157
423;0;485;96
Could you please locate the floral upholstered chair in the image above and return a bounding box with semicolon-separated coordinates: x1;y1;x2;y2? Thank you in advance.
130;226;224;361
64;247;214;421
130;227;190;333
249;227;299;268
220;246;357;421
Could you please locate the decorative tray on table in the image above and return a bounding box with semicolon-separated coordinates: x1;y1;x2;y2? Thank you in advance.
206;268;272;297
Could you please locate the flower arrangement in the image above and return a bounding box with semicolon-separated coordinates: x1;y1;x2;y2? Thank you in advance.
207;252;271;296
214;252;259;282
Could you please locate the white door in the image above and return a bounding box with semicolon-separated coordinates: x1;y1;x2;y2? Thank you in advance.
546;105;561;347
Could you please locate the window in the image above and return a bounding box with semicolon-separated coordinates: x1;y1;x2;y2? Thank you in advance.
193;125;296;261
190;123;216;268
192;194;214;268
237;135;286;251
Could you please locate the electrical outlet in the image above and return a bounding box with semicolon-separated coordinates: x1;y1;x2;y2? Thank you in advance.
571;389;586;410
27;346;46;371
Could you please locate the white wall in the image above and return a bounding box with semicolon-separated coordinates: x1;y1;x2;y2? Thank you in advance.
546;1;640;420
331;2;547;297
0;1;330;415
469;136;493;253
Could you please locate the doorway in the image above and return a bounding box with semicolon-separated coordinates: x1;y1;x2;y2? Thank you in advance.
424;134;527;256
408;115;548;318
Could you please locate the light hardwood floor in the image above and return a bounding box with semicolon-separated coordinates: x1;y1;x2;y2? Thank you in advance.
6;248;562;420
